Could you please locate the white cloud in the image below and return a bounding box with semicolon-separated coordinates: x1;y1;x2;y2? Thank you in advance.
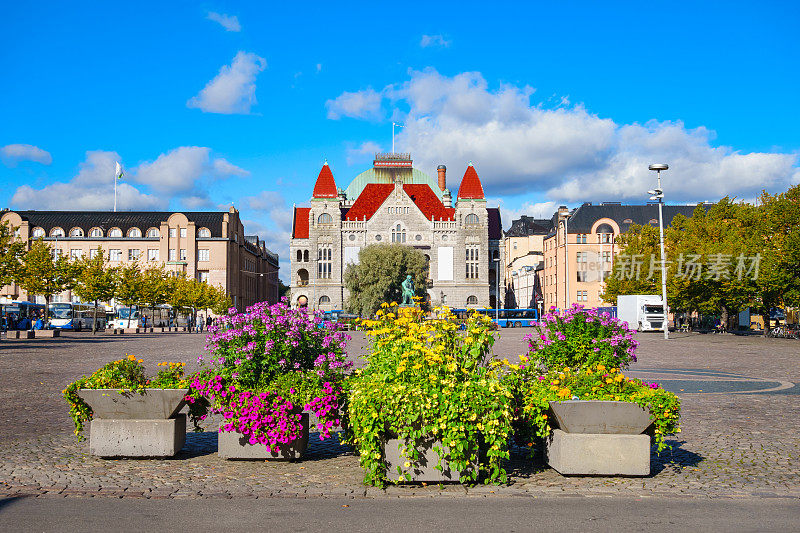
134;146;248;195
187;51;267;114
420;34;451;48
206;11;241;32
336;68;800;203
10;150;163;210
316;63;322;73
240;190;294;277
346;141;382;166
10;147;250;211
1;144;52;166
325;87;383;120
491;198;559;230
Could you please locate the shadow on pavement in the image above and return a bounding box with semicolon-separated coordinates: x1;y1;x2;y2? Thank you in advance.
651;439;704;475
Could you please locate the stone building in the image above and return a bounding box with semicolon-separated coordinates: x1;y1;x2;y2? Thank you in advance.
290;154;504;312
0;207;279;311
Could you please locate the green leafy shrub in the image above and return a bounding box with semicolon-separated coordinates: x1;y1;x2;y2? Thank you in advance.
346;304;514;487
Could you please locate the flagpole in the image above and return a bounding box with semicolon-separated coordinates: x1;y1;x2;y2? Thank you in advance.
114;169;117;212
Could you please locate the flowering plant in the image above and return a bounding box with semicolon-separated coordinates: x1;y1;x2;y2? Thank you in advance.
63;355;206;439
192;298;351;451
525;305;639;372
346;304;514;487
518;364;681;451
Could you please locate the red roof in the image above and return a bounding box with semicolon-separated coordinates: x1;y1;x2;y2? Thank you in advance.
403;184;454;221
293;207;310;238
312;163;338;198
457;164;485;199
345;184;395;221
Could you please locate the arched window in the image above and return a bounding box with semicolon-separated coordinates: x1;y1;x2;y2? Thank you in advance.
50;227;65;237
303;250;309;262
318;213;333;224
89;227;103;238
296;250;303;262
32;227;45;238
146;228;160;238
467;295;478;305
297;268;309;286
197;227;211;238
128;227;142;238
391;224;406;243
108;227;123;238
319;295;331;304
596;223;614;244
69;227;84;238
464;214;479;226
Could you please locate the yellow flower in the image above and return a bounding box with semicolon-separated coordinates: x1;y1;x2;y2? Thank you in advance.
557;388;571;398
596;364;606;372
127;354;135;361
403;461;411;468
605;378;613;384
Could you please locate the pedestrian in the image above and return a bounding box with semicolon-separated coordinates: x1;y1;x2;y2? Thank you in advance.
198;314;204;333
34;312;44;330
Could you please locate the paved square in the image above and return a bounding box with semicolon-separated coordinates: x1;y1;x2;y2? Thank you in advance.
1;330;798;500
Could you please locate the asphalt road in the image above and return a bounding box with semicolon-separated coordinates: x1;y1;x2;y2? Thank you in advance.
1;495;799;532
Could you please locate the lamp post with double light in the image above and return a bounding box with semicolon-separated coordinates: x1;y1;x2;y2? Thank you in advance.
648;163;669;340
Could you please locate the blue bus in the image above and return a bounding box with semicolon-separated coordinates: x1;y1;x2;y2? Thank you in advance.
450;308;540;328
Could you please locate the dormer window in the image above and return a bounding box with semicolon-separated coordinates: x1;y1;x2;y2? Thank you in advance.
90;227;103;237
146;228;160;238
50;227;65;237
108;227;123;238
197;227;211;238
128;227;142;238
32;227;45;238
69;228;84;238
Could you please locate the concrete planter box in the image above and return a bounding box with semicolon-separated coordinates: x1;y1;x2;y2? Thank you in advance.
218;412;310;460
8;330;35;339
545;401;653;476
382;436;478;482
77;388;189;458
34;329;60;338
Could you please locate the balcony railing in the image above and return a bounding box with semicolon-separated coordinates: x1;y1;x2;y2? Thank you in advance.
296;280;309;287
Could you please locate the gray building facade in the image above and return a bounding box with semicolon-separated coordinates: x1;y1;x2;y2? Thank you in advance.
290;154;504;312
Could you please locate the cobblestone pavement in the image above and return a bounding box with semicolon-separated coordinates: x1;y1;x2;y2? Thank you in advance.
1;329;798;500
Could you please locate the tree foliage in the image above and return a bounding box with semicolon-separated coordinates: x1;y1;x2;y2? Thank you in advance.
19;240;80;320
344;244;428;317
72;248;118;333
0;221;25;287
603;185;800;333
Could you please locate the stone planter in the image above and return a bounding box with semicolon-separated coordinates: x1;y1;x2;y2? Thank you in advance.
218;412;310;460
77;388;189;458
382;436;478;482
34;329;60;338
545;400;653;476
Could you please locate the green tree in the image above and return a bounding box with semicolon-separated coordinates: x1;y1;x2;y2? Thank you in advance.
0;221;25;287
343;244;428;317
73;248;118;334
19;240;80;321
115;263;144;328
139;265;170;327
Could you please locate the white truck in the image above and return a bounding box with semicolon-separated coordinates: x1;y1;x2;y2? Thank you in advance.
617;295;665;332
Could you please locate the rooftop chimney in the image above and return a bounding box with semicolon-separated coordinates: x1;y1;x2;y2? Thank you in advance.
437;164;446;191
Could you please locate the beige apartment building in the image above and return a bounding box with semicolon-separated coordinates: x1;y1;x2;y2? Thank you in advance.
0;207;279;311
540;203;702;310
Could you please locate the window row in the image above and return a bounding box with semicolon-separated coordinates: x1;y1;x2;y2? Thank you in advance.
53;248;210;262
30;226;212;239
387;207;409;215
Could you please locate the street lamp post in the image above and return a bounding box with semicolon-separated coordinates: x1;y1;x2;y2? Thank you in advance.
494;257;501;321
648;163;670;340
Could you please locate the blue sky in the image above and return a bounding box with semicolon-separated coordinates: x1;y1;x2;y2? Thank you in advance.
2;1;799;277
